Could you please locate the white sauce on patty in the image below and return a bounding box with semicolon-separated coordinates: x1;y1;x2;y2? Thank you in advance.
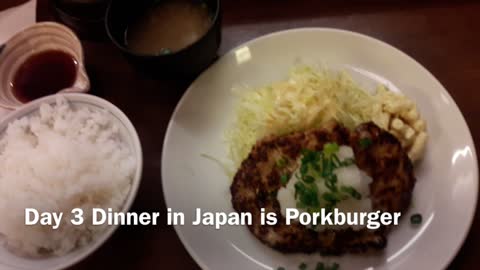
277;145;373;231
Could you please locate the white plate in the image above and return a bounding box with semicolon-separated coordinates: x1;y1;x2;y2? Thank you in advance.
162;28;478;270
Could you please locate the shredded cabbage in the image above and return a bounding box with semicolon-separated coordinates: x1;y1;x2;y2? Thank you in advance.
225;66;424;171
225;66;381;171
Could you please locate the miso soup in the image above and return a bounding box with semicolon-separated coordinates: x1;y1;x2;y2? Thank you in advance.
125;0;212;55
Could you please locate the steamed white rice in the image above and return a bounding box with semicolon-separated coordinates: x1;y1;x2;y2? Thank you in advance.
0;97;135;257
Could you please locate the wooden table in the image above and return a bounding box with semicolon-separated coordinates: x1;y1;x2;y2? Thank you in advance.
1;0;479;269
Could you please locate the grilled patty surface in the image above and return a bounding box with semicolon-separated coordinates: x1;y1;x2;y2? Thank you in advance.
230;121;416;254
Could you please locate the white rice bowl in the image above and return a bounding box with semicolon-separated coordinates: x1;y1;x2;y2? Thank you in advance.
0;96;137;258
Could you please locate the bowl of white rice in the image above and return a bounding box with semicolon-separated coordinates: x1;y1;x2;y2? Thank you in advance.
0;93;142;270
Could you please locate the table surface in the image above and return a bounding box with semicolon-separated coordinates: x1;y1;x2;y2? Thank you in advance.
1;0;480;269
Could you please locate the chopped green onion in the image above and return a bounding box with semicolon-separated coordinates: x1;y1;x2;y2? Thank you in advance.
303;175;315;183
295;143;361;211
324;174;338;191
314;262;340;270
315;262;325;270
322;192;341;203
299;262;308;270
330;263;340;270
340;157;355;166
359;137;372;149
410;213;422;225
300;163;309;175
321;158;333;177
301;149;319;164
312;162;321;171
294;181;307;197
294;181;319;208
323;142;339;156
308;206;322;214
332;154;342;168
280;174;289;185
276;157;288;168
340;186;362;200
299;189;319;207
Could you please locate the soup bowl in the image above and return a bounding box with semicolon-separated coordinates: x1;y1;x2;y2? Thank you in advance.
105;0;222;78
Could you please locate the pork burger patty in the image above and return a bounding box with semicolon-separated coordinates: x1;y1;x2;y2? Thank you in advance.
230;122;416;254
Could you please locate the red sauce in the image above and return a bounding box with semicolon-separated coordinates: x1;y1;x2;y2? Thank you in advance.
12;50;78;103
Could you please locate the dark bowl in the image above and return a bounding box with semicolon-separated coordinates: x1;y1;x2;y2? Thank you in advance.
105;0;222;78
53;0;109;40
